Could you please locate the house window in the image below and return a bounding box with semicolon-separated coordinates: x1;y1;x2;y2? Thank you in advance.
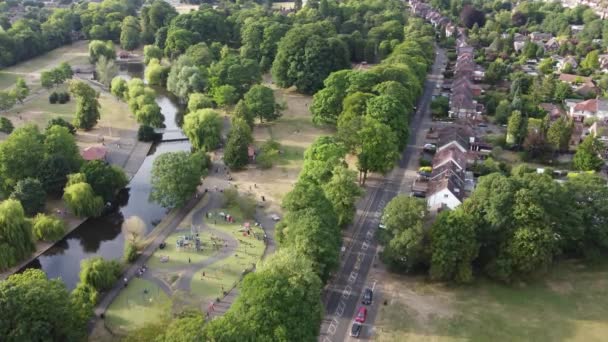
444;194;449;198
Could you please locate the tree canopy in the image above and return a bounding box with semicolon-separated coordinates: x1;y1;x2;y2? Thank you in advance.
0;199;35;271
183;109;223;151
150;151;209;208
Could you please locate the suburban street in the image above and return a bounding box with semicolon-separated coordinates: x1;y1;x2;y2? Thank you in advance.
319;45;447;342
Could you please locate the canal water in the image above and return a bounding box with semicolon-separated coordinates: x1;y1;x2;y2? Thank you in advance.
24;63;191;290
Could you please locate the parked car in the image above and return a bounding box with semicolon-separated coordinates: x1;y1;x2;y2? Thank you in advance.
362;288;373;305
410;191;426;198
270;214;280;221
423;143;437;153
355;307;367;323
350;323;362;338
378;223;386;230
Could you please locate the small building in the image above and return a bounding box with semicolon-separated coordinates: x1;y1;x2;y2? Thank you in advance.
565;98;608;122
81;145;108;161
590;121;608;143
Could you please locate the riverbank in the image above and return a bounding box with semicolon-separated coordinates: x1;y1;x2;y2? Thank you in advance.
0;140;154;281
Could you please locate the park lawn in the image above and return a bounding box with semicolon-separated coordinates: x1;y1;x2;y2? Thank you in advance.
2;41;89;75
189;215;265;302
374;260;608;342
148;228;215;269
4;85;136;130
0;72;18;90
105;278;172;335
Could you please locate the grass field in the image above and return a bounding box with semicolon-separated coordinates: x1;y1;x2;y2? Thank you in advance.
3;85;136;130
230;79;333;204
0;72;18;90
105;278;171;335
375;260;608;342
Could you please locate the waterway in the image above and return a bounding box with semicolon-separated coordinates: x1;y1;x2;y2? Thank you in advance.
24;63;190;290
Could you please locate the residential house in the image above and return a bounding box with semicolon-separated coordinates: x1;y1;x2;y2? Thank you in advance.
426;143;468;211
599;54;608;73
570;25;585;34
559;73;598;97
513;33;527;52
539;102;566;120
544;37;561;52
590;121;608;144
530;32;553;42
554;55;578;71
565;98;608;122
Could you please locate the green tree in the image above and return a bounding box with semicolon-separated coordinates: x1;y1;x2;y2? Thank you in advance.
430;209;479;283
186;42;213;67
120;16;141;51
11;77;29;103
0;91;16;111
366;95;409;149
538;58;555;75
322;165;363;227
0;117;13;134
183;109;222;151
166;55;207;102
224;119;252;170
202;250;323;341
356;116;399;185
301;136;347;183
95;56;118;87
0;199;35;270
38;154;73;195
79;257;122;291
46;117;76;134
232;99;254;127
0;124;44;194
145;58;169;86
143;45;163;65
244;84;279;123
9;178;46;216
380;195;427;271
88;40;115;64
581;49;600;70
546;117;572;151
0;269;88;341
187;93;214;112
32;213;66;241
63;182;104;217
110;76;128;99
150;151;208;208
213;84;239;108
573;135;605;171
81;160;128;202
45;125;82;171
163;311;205;341
69;80;100;130
506;110;527;145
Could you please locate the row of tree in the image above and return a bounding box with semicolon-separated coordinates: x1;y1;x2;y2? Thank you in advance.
381;170;608;283
111;77;165;128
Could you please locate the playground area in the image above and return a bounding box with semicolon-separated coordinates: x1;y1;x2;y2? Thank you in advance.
104;196;268;335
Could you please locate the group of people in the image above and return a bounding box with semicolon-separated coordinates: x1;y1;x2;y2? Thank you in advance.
135;264;147;277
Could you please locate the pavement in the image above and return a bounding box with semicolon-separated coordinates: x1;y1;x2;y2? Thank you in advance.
318;45;447;342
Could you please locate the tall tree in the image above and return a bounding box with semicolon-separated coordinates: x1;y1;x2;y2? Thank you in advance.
243;84;279;123
322;165;363;227
506;110;527;145
573;135;605;171
95;56;118;87
10;178;46;216
224;119;252;170
150;151;208;208
183;109;222;151
546;117;572;152
120;16;141;51
81;160;128;202
10;77;29;103
63;182;104;217
0;124;44;194
356;116;399;185
0;199;35;270
79;257;122;291
69;80;100;130
45;125;82;171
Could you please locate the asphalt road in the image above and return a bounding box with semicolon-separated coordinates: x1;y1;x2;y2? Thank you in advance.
319;45;447;342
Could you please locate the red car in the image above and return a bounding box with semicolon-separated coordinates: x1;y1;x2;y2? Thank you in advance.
355;307;367;323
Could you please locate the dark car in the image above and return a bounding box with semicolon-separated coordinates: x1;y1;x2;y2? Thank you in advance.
362;288;373;305
350;323;362;338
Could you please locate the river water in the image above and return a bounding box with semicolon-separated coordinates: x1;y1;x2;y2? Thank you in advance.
24;64;191;290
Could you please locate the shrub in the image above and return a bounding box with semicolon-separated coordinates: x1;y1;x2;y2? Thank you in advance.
0;117;14;134
57;92;70;104
10;178;46;216
32;214;66;241
124;242;138;263
256;140;280;169
49;92;59;104
46;117;76;134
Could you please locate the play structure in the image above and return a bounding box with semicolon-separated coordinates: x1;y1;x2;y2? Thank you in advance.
176;224;203;251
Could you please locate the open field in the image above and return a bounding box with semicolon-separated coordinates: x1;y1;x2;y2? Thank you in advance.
0;72;19;90
105;278;171;334
230;79;333;204
374;260;608;342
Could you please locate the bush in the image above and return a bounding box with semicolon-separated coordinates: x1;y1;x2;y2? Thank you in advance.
124;242;138;263
32;214;66;241
46;117;76;134
49;92;59;104
57;92;70;104
10;178;46;216
0;117;14;134
137;125;158;142
419;157;432;167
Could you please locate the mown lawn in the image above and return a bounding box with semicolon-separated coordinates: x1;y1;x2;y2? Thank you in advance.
375;261;608;342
